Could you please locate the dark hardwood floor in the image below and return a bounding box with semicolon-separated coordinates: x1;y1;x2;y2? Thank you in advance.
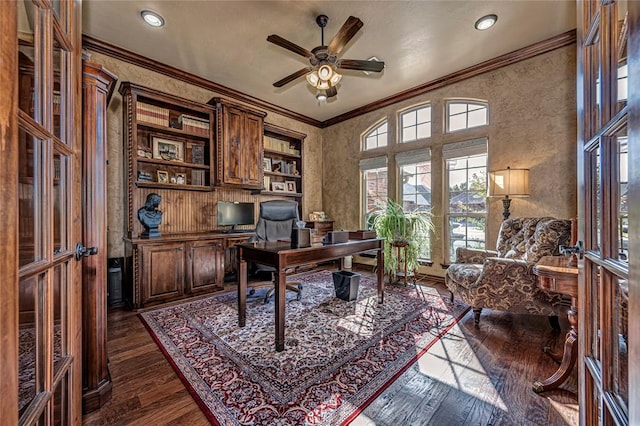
83;267;578;426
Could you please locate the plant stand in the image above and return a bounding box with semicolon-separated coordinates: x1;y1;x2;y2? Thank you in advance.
389;242;416;286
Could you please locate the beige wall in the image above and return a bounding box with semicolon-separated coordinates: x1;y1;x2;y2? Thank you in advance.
86;50;323;258
322;46;577;277
91;45;577;271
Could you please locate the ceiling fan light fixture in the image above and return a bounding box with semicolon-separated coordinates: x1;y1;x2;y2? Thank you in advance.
317;80;330;90
141;10;165;27
316;91;327;102
474;14;498;31
305;71;320;86
330;72;342;86
318;64;333;81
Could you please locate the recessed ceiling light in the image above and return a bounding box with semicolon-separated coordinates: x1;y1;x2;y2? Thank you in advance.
141;10;165;27
474;14;498;31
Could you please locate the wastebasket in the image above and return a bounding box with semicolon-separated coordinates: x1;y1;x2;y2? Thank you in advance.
332;270;361;301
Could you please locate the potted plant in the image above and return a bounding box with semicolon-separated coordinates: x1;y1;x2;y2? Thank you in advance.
368;199;434;277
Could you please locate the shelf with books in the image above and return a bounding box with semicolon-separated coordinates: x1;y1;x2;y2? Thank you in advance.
262;123;306;205
121;82;214;193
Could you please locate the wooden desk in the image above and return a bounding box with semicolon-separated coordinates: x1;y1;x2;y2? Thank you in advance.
237;238;385;352
532;255;579;393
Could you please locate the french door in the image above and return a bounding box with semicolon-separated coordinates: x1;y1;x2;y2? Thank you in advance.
1;0;83;424
577;0;638;424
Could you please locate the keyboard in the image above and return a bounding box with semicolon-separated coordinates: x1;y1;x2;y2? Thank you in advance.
222;229;255;234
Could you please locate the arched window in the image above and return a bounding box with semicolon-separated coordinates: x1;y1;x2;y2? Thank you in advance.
363;120;388;150
446;100;488;132
399;104;431;143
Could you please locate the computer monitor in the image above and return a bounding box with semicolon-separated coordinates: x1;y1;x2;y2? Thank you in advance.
217;201;255;229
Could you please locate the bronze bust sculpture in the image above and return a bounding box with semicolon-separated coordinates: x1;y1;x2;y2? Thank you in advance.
138;193;163;238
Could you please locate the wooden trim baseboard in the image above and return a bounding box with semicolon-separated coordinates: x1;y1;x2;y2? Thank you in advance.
83;29;576;129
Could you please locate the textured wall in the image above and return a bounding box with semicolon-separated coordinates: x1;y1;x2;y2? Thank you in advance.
87;51;323;258
322;46;577;277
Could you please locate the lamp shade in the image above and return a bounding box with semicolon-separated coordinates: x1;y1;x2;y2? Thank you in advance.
489;167;529;197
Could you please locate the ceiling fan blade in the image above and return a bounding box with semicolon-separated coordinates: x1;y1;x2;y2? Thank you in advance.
273;67;311;87
267;34;313;58
338;59;385;72
326;86;338;98
327;16;363;55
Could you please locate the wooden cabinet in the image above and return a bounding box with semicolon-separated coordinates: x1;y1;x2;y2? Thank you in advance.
208;98;267;189
120;82;214;193
262;123;306;206
140;242;186;306
124;233;251;309
306;220;334;244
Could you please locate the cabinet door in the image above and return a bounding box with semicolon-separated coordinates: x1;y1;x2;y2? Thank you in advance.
141;243;185;305
222;105;244;186
243;112;264;188
187;239;224;294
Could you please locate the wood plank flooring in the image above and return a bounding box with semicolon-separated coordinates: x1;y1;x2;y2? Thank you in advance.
83;268;578;426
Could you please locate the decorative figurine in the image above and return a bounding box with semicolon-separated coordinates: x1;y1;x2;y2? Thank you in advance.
137;193;163;238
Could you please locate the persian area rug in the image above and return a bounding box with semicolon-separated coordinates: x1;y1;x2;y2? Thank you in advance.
139;270;469;425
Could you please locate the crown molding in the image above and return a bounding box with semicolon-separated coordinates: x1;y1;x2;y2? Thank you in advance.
321;29;577;128
82;35;322;128
84;29;576;130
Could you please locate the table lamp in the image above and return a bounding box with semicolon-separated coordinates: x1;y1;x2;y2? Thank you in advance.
489;166;530;220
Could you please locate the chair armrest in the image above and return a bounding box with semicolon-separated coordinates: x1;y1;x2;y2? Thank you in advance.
455;247;499;264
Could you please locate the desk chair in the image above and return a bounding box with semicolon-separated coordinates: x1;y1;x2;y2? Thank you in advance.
254;200;302;304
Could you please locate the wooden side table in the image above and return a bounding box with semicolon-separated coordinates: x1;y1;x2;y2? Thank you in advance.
532;255;579;393
390;241;416;285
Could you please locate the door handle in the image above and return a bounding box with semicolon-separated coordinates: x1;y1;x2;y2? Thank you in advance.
75;242;98;261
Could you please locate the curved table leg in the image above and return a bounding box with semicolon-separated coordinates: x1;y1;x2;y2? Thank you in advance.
533;299;578;393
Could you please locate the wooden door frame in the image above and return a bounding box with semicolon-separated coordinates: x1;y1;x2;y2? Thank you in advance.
628;2;639;424
0;1;19;424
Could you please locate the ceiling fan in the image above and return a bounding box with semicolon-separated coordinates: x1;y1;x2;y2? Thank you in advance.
267;15;385;99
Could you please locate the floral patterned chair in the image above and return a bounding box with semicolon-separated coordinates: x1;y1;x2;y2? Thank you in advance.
445;217;572;326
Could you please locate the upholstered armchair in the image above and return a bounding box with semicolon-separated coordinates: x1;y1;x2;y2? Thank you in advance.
445;217;572;325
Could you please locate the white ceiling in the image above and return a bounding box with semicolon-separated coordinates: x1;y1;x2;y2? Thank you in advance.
83;1;576;123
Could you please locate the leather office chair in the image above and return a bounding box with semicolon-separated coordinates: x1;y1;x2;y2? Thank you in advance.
254;200;303;304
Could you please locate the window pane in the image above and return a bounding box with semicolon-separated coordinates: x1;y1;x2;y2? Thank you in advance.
449;114;466;132
614;277;629;410
363;167;388;226
364;122;388;150
53;152;67;255
19;275;38;413
19;129;41;267
401;106;431;142
617;136;628;262
18;0;37;121
449;103;467;114
468;108;487;128
416;123;430;140
403;111;416;126
53;37;67;141
401;161;431;258
615;1;628;112
446;153;487;261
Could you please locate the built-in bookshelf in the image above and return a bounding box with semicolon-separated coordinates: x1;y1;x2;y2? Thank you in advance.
262;123;306;204
120;82;214;192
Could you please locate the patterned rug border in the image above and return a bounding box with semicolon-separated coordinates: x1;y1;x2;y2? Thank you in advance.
138;271;471;426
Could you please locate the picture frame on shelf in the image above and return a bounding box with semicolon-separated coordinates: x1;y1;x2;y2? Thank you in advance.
271;181;286;192
263;157;272;172
152;134;184;162
309;213;319;221
175;172;186;185
190;144;205;165
157;170;169;183
271;159;284;173
285;180;297;193
263;175;271;190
